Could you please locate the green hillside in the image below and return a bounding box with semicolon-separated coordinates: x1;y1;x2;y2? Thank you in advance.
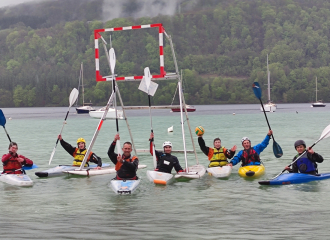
1;0;330;107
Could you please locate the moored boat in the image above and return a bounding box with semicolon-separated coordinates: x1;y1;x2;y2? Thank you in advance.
0;173;33;186
89;107;124;119
260;54;277;112
207;166;232;178
147;170;174;185
76;105;95;114
171;104;196;112
238;164;265;178
110;178;141;194
311;77;326;107
259;172;330;185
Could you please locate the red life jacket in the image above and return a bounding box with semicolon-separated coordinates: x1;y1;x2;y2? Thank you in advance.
3;155;23;174
240;148;260;166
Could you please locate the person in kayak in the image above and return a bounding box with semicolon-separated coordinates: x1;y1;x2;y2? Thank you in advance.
58;135;102;169
108;133;139;180
198;135;236;168
149;132;184;173
285;140;323;175
228;130;272;167
2;142;33;174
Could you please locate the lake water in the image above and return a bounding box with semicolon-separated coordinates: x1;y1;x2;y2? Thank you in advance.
1;104;330;239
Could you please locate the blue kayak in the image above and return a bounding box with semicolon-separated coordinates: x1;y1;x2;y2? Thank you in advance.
259;173;330;185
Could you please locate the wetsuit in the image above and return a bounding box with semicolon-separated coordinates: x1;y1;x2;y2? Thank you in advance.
149;140;183;173
108;141;138;179
2;152;33;174
291;151;323;175
60;139;102;167
230;135;270;166
198;137;235;167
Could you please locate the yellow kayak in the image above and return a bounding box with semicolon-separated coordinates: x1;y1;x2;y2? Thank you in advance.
238;164;265;178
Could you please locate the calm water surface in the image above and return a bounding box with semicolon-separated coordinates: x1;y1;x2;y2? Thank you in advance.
1;104;330;239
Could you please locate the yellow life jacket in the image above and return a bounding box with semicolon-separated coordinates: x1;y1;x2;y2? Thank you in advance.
208;147;228;167
72;148;91;167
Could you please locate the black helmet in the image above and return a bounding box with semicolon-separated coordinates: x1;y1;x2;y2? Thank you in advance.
294;140;306;149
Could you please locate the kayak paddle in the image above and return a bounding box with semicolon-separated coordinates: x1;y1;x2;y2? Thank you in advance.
252;82;283;158
109;48;122;155
138;67;159;169
48;88;79;165
272;123;330;179
0;109;12;142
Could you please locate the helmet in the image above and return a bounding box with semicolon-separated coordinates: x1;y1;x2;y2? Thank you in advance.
294;140;306;149
77;138;86;144
163;141;172;148
241;137;250;143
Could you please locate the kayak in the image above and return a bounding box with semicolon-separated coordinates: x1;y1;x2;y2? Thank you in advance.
259;173;330;185
175;164;206;179
147;170;173;185
238;164;265;178
0;173;33;186
64;164;147;176
207;166;232;178
110;178;140;194
35;163;110;177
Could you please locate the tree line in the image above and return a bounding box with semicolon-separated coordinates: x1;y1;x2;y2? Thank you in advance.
1;0;330;107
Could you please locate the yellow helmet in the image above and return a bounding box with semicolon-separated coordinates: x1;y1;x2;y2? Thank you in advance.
77;138;86;144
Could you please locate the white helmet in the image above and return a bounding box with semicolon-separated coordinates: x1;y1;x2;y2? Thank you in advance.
163;141;172;148
241;137;250;143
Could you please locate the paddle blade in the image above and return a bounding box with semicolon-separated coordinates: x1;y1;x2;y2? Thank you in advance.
320;123;330;140
138;77;158;96
69;88;79;107
144;67;151;90
116;140;122;156
49;147;56;165
0;109;6;127
252;82;262;99
109;48;116;75
23;164;38;170
273;141;283;158
152;143;157;169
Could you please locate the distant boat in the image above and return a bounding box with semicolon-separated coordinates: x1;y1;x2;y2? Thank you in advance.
76;62;96;114
311;77;326;107
171;105;196;112
261;54;277;112
89;107;124;119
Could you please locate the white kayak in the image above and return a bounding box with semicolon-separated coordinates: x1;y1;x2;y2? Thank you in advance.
207;166;232;178
35;163;110;177
64;164;147;176
110;178;141;194
175;164;206;179
0;173;33;186
147;170;173;185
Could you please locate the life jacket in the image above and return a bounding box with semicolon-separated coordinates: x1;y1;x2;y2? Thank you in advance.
295;152;316;173
156;153;179;173
240;148;260;166
72;148;92;167
208;147;228;167
115;156;138;171
3;156;23;174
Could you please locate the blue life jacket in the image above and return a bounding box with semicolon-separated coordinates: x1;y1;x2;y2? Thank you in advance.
296;152;316;173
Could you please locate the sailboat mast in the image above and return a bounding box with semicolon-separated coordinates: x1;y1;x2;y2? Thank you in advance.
81;62;84;106
267;54;270;103
316;76;317;101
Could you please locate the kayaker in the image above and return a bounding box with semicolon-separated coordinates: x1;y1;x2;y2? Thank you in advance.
228;130;272;167
108;133;139;180
285;140;323;175
198;135;236;168
58;135;102;169
2;142;33;174
149;132;184;173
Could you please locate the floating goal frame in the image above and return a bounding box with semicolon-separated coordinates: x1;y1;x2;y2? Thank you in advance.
94;23;171;82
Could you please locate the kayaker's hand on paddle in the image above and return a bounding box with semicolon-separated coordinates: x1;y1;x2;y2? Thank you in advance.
267;130;273;136
307;147;314;154
284;166;291;171
58;134;62;140
149;132;154;141
231;145;237;152
227;163;233;167
17;157;25;163
114;133;120;142
94;166;102;170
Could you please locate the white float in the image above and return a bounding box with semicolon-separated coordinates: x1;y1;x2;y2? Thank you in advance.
207;166;232;178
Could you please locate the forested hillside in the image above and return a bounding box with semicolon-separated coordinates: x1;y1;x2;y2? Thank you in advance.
1;0;330;107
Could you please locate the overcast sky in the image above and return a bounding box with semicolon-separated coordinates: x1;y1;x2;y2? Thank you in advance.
0;0;38;8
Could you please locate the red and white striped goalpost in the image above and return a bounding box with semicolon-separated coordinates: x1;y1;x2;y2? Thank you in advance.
94;23;165;82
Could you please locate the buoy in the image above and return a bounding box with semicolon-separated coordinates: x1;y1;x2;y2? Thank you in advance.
167;126;173;132
8;117;12;120
233;113;235;115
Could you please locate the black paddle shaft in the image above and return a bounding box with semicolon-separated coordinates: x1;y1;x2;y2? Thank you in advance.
259;99;276;141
